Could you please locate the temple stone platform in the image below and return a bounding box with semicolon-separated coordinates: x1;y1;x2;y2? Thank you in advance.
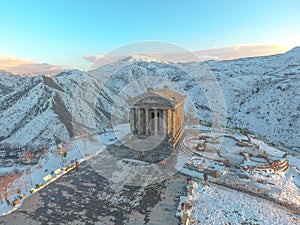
106;133;186;164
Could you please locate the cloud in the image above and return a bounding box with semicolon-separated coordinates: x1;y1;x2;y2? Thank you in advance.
0;44;293;75
0;55;69;76
194;44;290;61
83;52;200;68
83;44;291;69
83;54;128;69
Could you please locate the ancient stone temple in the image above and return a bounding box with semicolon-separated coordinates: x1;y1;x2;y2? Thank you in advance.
128;86;186;148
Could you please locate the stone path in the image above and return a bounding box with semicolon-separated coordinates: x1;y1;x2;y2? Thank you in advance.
0;161;187;225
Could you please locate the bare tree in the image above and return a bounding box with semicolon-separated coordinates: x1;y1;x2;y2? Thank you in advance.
1;142;12;158
55;141;72;166
14;142;23;158
39;147;49;164
0;172;22;205
20;151;35;185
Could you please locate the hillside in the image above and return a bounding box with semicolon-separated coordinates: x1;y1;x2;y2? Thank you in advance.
0;48;299;152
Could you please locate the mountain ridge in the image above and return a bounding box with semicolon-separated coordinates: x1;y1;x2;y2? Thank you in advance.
0;49;299;152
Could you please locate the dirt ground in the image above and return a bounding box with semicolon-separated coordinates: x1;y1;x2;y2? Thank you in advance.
0;161;187;225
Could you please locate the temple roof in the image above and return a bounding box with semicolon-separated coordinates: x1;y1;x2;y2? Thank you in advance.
128;86;186;107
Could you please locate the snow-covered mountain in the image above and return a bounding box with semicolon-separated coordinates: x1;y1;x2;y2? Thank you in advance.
0;71;25;97
205;47;300;151
0;48;299;152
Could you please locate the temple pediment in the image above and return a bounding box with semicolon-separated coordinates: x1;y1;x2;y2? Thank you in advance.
128;86;186;109
131;94;174;109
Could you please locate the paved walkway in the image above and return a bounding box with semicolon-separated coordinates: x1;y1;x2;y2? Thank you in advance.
0;160;187;225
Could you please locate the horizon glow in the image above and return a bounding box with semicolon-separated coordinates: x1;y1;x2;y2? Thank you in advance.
0;0;299;72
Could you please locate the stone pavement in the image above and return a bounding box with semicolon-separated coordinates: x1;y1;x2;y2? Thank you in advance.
0;160;187;225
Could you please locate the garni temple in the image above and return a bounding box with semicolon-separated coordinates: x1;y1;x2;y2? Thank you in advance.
128;86;186;148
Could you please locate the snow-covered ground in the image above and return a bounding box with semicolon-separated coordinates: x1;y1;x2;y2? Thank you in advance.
0;124;299;224
0;131;119;216
184;182;299;225
179;127;300;224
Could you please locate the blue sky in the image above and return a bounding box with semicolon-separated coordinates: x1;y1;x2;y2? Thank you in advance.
0;0;300;72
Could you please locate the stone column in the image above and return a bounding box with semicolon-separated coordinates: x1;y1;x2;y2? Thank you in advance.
138;107;142;135
145;108;149;135
130;108;135;133
138;108;143;135
134;108;137;131
154;109;158;135
175;109;178;134
163;109;167;134
171;109;175;137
